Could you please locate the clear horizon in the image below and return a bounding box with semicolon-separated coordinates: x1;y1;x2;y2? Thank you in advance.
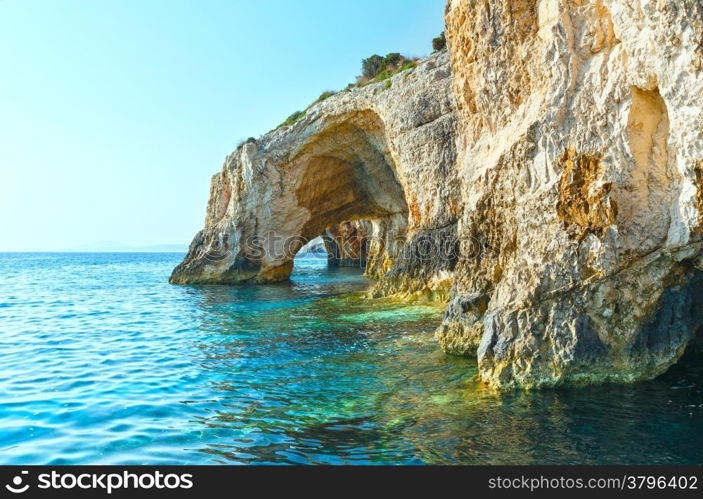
0;0;445;251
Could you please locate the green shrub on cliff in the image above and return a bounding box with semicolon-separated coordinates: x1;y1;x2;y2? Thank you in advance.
272;50;420;132
374;60;417;83
357;53;417;86
384;52;402;67
274;91;339;131
398;61;417;73
279;110;305;128
236;137;257;148
312;90;336;105
361;54;385;79
432;31;446;52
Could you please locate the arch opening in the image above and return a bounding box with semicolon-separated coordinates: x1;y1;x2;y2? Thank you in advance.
279;111;410;281
294;221;371;269
170;110;412;285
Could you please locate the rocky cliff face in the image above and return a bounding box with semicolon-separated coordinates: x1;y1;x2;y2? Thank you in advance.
441;0;703;388
323;220;371;268
171;51;459;301
173;0;703;390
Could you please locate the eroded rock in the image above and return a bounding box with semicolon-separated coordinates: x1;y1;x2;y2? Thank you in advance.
323;220;371;268
170;52;460;294
443;0;703;388
174;0;703;390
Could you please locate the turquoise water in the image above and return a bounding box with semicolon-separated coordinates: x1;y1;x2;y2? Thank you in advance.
0;252;701;465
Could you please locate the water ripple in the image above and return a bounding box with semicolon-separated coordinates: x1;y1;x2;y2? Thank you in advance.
0;253;700;464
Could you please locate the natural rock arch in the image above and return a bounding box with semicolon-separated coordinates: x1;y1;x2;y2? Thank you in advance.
172;2;703;391
170;52;460;295
322;221;372;268
290;110;410;259
170;110;409;284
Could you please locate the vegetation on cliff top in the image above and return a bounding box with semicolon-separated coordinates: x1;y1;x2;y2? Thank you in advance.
432;31;446;52
273;90;338;131
268;32;445;134
356;53;418;86
271;54;417;132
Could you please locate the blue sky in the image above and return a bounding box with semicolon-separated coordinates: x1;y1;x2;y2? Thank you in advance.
0;0;446;251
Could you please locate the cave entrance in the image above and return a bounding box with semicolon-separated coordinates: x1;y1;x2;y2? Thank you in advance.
322;221;370;268
280;110;409;281
655;268;703;381
170;109;411;285
290;220;372;290
293;220;371;268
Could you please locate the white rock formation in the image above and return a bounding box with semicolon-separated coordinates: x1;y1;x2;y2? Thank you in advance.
173;0;703;389
442;0;703;388
171;51;459;302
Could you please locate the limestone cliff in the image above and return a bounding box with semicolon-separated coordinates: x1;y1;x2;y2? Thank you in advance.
323;220;371;268
170;51;459;301
441;0;703;388
173;0;703;390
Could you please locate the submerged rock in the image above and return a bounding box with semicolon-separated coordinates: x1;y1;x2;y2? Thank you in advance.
174;0;703;390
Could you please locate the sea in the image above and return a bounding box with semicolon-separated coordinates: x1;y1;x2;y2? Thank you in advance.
0;252;700;464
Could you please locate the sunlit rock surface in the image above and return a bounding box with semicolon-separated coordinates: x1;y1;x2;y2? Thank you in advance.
174;0;703;390
442;0;703;388
171;51;459;300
